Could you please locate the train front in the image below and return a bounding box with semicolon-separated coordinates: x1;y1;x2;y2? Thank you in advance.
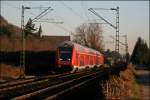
56;46;73;72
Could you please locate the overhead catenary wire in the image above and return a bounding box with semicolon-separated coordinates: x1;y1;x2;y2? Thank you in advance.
88;8;116;29
32;7;52;22
36;20;71;33
3;2;21;10
109;36;125;46
34;20;63;24
2;2;71;34
3;3;50;24
49;9;73;30
88;10;100;24
52;24;72;34
81;1;99;24
88;7;120;54
81;1;89;23
60;1;86;22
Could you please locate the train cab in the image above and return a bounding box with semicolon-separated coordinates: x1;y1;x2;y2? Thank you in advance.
56;43;74;71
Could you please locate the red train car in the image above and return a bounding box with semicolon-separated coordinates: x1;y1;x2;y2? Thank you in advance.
55;41;104;72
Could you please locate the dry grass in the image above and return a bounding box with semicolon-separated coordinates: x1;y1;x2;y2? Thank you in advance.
0;63;22;80
101;64;140;100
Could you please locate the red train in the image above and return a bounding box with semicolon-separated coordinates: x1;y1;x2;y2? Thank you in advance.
55;41;104;72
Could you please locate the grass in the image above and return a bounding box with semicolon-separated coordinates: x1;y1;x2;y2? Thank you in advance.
130;78;140;100
101;64;141;99
0;63;22;80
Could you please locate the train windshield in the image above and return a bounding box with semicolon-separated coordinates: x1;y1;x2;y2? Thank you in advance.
59;47;72;61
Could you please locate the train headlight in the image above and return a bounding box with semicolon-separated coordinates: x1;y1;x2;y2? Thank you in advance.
68;58;71;61
59;58;63;61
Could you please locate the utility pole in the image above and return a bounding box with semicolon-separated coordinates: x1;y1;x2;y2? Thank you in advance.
110;35;129;62
110;35;128;53
20;5;52;78
123;35;128;55
122;35;129;62
88;7;120;53
115;7;119;54
20;6;31;79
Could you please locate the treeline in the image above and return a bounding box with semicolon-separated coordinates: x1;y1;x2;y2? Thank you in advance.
0;15;21;37
131;37;150;65
0;24;14;36
0;15;42;37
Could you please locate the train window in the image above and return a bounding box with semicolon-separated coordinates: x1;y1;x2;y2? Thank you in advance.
59;47;72;61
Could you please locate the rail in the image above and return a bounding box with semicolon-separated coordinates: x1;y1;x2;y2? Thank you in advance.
0;66;123;100
0;69;95;99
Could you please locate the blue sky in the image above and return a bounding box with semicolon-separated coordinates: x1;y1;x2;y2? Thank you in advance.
1;1;149;54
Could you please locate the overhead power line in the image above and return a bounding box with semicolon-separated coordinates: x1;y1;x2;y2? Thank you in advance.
88;8;116;29
19;5;52;78
34;20;63;24
88;7;120;54
4;2;21;10
32;7;53;22
60;1;85;21
81;1;89;22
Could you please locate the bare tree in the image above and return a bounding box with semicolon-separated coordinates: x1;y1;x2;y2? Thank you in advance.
72;23;104;52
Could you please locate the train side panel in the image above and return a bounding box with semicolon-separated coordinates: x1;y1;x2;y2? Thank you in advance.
72;48;77;66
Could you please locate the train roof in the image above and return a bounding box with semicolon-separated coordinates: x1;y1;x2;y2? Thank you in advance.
58;41;102;55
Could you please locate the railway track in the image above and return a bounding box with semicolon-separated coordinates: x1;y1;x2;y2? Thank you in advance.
0;73;65;89
0;69;102;99
0;77;36;89
12;68;108;100
0;71;82;90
